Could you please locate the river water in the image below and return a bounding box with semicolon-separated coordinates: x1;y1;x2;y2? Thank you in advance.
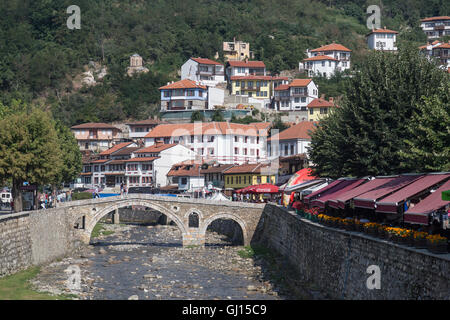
31;223;289;300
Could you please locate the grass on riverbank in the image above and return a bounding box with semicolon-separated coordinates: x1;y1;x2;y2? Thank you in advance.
0;267;77;300
91;222;115;238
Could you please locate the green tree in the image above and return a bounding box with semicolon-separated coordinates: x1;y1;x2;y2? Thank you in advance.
54;121;83;187
0;107;63;212
211;109;225;122
399;90;450;172
308;46;449;178
190;110;205;122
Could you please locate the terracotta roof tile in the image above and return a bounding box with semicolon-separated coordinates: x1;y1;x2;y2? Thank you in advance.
200;164;235;174
191;57;223;65
144;122;270;138
310;43;352;52
307;98;335;108
230;75;272;80
303;55;338;61
159;79;207;90
228;60;266;68
274;84;290;91
268;121;318;141
167;163;203;177
366;28;398;36
420;16;450;22
99;142;134;155
71;122;121;130
289;79;312;87
112;147;141;156
135;143;177;153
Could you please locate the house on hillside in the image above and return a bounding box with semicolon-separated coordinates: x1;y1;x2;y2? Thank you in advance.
223;39;254;61
301;43;352;78
420;16;450;40
271;79;318;115
366;27;398;51
307;96;337;122
181;57;225;86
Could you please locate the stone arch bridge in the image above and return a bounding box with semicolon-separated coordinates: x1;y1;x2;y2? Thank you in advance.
62;194;266;246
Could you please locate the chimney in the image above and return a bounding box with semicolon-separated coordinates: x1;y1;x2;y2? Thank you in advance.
329;97;334;103
320;94;325;99
245;57;248;63
384;26;386;29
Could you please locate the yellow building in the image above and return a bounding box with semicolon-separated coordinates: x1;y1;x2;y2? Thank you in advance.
230;75;272;99
223;39;254;61
307;97;337;122
223;163;277;189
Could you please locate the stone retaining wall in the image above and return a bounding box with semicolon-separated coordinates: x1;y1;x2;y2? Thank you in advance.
0;213;32;277
255;204;450;299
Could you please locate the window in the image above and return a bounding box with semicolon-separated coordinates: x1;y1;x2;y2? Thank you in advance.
231;176;233;184
310;108;314;115
227;176;230;184
245;136;249;143
187;90;195;96
198;91;203;97
208;148;214;155
322;61;325;66
236;81;240;87
238;176;241;184
244;148;248;155
208;136;215;142
290;145;294;155
244;176;246;184
181;177;187;185
320;108;328;114
234;136;238;142
190;135;194;143
234;147;239;154
257;176;261;183
295;97;300;103
236;91;240;95
284;144;288;155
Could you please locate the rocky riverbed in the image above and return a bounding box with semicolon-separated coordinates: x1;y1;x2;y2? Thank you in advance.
30;223;296;300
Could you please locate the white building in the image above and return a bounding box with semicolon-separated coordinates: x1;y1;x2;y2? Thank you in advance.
144;122;271;164
126;118;163;139
267;121;317;159
226;60;266;78
420;16;450;40
126;142;196;188
366;27;398;51
272;79;318;112
181;57;225;87
301;43;351;78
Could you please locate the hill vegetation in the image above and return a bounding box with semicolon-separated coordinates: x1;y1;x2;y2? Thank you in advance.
0;0;448;126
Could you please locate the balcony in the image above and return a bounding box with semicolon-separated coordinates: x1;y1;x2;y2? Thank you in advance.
240;86;261;91
273;95;291;101
291;92;308;97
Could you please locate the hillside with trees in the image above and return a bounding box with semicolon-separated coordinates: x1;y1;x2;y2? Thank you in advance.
0;0;448;126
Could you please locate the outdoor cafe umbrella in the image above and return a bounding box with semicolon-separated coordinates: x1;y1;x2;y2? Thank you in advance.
248;183;279;194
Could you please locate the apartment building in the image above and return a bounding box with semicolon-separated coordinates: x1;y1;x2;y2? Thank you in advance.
226;60;266;78
71;122;123;153
144;122;271;164
420;16;450;40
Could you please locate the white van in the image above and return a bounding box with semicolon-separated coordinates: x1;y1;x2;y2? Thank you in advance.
1;191;12;205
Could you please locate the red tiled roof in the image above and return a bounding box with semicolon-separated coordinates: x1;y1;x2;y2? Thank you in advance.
230;75;272;80
191;57;223;65
310;43;352;52
420;16;450;22
268;121;318;141
124;157;158;162
366;28;398;36
228;60;266;68
307;98;335;108
167;163;203;177
159;79;207;90
274;84;290;91
71;122;121;130
91;159;110;164
272;76;289;80
289;79;312;87
99;142;134;155
135;143;177;154
303;55;338;61
435;43;450;49
144;122;271;138
112;147;141;156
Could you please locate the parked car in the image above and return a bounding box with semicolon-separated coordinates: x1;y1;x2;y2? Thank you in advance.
1;191;12;207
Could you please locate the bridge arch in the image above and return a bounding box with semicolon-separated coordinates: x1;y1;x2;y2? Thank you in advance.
200;212;249;246
81;199;188;242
